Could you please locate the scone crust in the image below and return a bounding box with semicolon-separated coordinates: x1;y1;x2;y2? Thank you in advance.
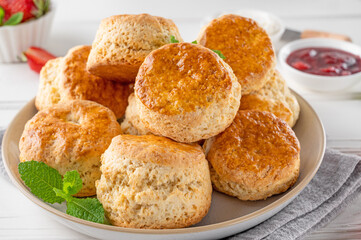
134;43;242;143
60;45;131;118
240;70;300;127
96;135;212;229
197;14;275;94
35;57;63;110
19;100;122;197
205;110;300;200
35;45;131;119
87;14;183;83
120;93;151;135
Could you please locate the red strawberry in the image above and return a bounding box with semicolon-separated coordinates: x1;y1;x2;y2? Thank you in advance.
0;0;12;21
8;0;35;22
23;46;56;73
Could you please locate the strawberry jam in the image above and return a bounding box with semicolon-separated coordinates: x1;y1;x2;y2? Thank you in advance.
286;47;361;76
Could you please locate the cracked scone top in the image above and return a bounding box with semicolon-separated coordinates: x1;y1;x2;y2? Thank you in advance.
197;14;276;94
134;42;242;143
204;110;300;201
36;45;131;119
96;135;212;229
19;100;122;197
87;14;183;83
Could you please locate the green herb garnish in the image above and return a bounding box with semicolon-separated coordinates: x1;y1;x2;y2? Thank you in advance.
0;7;4;25
212;49;226;60
3;12;23;26
170;35;179;43
191;40;197;44
18;161;105;224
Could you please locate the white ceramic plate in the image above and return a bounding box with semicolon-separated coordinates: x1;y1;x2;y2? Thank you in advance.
2;91;325;240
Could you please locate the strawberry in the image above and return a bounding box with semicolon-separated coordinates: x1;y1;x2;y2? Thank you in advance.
0;0;49;24
9;0;35;22
0;0;12;21
22;46;56;73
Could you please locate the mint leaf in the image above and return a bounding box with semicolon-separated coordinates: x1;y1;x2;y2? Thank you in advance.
170;35;179;43
191;40;197;44
212;49;226;60
67;197;105;223
63;170;83;196
53;188;71;202
4;12;23;26
18;161;64;204
0;7;4;26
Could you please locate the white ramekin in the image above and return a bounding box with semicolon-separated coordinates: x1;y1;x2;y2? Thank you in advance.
278;38;361;92
0;4;56;63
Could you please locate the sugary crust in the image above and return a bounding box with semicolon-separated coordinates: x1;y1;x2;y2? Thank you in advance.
197;14;276;94
87;14;183;83
96;135;212;228
204;110;300;200
134;43;241;143
19;100;122;197
35;45;131;119
240;70;300;127
135;43;235;115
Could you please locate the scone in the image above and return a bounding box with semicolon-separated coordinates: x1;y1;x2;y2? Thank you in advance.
204;110;300;201
197;14;275;94
96;135;212;229
240;70;300;127
19;100;122;197
120;93;151;135
35;45;131;119
87;14;183;83
134;42;241;143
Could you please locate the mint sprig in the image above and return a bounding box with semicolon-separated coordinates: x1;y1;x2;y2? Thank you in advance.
18;161;105;224
212;49;226;60
170;35;179;43
18;161;64;203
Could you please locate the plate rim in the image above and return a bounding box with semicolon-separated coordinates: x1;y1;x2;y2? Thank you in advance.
2;90;326;235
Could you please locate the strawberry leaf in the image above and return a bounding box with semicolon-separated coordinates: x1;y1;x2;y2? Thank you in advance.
0;7;4;26
4;12;23;26
44;0;50;13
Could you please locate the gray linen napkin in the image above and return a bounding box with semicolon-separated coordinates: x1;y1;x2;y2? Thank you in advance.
1;129;361;240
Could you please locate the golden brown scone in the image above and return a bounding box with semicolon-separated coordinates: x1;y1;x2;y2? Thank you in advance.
197;14;275;94
240;71;300;127
204;110;300;201
120;93;151;135
35;57;63;110
35;45;131;119
96;135;212;229
87;14;183;83
19;100;122;197
134;42;241;143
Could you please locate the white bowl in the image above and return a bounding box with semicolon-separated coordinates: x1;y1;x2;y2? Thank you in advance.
278;38;361;92
0;3;56;63
201;9;285;45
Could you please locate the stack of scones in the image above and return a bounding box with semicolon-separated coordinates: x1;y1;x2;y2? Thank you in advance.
19;13;301;229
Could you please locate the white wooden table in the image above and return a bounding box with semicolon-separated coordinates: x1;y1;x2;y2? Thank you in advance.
1;0;361;239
